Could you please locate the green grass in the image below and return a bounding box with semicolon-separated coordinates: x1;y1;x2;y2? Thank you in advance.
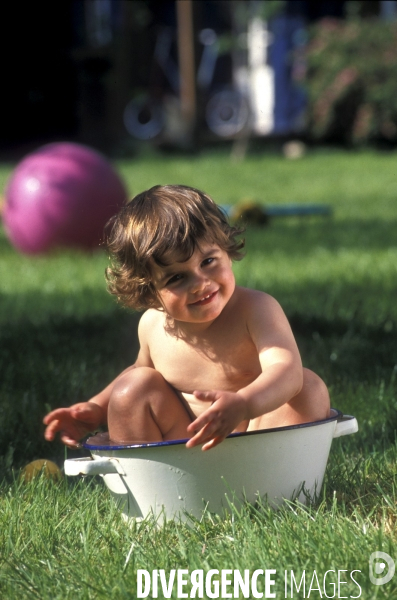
0;146;396;598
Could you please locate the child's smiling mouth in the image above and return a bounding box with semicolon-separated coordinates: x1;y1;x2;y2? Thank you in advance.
190;290;218;306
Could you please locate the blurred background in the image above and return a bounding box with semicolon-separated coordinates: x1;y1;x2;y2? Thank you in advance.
3;0;397;158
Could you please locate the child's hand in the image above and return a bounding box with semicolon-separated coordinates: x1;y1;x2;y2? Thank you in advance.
43;402;106;448
186;390;249;451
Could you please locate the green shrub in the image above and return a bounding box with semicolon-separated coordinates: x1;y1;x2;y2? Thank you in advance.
304;18;397;145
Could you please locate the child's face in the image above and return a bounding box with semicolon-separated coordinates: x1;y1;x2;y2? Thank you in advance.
151;242;235;325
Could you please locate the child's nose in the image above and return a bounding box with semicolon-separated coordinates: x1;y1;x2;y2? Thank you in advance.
190;272;208;293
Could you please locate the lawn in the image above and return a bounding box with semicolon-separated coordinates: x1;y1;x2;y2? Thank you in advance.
0;146;396;598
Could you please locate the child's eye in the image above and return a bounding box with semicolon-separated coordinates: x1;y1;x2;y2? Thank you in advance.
166;273;183;286
201;257;214;267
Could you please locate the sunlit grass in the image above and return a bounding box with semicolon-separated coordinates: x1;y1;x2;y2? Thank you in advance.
0;460;396;599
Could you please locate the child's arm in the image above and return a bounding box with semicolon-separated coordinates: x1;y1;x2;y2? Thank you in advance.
44;317;153;447
43;401;107;448
186;293;303;450
43;363;137;447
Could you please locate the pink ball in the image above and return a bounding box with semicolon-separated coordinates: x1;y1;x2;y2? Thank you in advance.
3;142;127;254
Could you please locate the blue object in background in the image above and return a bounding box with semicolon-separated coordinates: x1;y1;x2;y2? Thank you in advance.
270;15;307;135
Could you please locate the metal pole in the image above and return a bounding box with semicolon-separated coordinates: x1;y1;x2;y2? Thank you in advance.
176;0;196;145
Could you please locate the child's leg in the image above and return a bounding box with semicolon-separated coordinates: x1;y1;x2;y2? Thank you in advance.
247;368;330;432
107;367;193;443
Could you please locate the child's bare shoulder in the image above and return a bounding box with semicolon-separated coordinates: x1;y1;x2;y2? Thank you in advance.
235;286;281;312
138;308;164;338
234;286;287;330
234;287;293;350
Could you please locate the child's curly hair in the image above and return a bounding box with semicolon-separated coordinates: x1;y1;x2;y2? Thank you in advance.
105;185;245;310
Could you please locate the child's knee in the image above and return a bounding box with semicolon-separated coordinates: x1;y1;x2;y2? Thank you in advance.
110;367;163;407
302;368;330;414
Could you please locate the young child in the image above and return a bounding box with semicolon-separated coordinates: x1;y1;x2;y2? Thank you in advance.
44;185;330;451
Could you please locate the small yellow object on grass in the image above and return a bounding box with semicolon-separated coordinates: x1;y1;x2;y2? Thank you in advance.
231;200;269;226
21;459;62;482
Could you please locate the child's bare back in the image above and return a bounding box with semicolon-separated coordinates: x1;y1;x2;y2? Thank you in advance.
44;185;330;451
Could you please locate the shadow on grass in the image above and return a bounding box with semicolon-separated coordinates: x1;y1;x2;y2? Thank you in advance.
0;309;141;473
290;313;397;380
291;312;397;451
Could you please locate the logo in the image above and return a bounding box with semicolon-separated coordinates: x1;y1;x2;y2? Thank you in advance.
369;552;395;585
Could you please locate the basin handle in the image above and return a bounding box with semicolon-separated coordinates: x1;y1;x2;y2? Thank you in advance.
64;457;126;476
333;415;358;438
